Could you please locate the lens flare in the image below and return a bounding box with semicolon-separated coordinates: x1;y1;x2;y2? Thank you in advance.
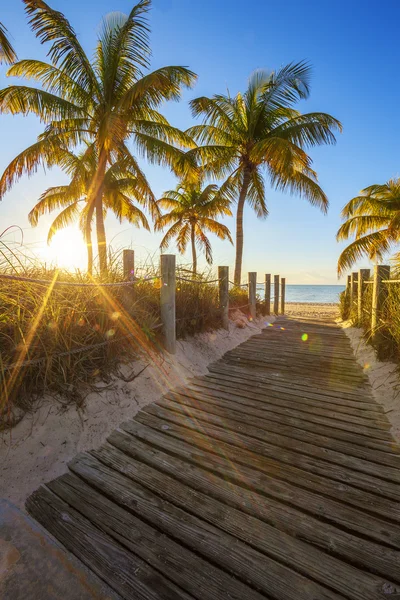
302;333;308;341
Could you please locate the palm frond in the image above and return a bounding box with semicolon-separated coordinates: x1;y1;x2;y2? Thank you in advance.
0;21;17;64
23;0;99;96
337;230;394;275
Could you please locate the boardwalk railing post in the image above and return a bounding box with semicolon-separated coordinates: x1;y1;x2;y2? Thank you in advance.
350;272;358;312
281;277;286;315
274;275;279;315
264;274;271;315
160;254;176;354
346;274;351;291
358;268;370;324
371;264;390;352
218;266;229;330
123;249;135;280
248;272;257;320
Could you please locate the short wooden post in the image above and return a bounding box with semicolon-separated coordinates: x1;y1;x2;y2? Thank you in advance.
218;266;229;330
280;278;286;315
350;272;358;308
123;249;135;280
248;272;257;320
371;265;390;348
264;274;271;315
347;275;351;291
274;275;279;315
160;254;176;354
358;268;370;324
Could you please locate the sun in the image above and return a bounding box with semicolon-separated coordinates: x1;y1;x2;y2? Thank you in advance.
40;228;88;271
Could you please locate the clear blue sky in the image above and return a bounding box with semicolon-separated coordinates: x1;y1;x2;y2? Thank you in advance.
1;0;399;283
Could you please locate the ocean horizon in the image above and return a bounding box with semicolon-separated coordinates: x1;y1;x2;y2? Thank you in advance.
256;284;345;304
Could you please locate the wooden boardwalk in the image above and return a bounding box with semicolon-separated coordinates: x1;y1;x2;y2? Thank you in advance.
26;317;400;600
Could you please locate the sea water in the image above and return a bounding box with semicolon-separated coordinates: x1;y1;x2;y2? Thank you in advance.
256;284;345;304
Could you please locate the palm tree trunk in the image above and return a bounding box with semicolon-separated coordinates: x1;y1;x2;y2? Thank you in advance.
234;168;251;285
191;225;197;274
85;202;95;276
89;150;108;276
96;198;107;276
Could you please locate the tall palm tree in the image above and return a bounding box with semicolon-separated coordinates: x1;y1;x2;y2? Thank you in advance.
337;178;400;275
0;0;196;275
186;65;342;284
156;181;232;273
0;22;17;64
28;146;157;274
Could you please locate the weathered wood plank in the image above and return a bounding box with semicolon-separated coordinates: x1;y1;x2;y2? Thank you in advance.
70;452;344;600
166;388;400;467
26;486;194;600
185;378;388;425
154;397;400;489
166;384;393;441
140;404;400;512
47;472;263;600
85;443;399;600
106;430;400;583
119;419;400;548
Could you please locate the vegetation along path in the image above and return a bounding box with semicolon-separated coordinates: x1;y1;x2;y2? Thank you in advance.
26;317;400;599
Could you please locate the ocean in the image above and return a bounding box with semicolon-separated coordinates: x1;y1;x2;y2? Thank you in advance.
256;284;345;304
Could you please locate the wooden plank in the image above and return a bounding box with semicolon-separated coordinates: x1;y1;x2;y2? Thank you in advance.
69;452;344;600
168;384;393;442
197;371;383;412
47;472;262;600
208;363;378;404
155;397;400;489
84;443;399;600
26;486;194;600
164;389;400;469
105;430;400;583
119;419;400;548
186;378;387;423
144;402;400;509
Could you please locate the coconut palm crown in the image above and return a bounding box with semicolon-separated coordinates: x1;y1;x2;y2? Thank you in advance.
0;21;17;64
186;64;342;284
337;178;400;275
0;0;196;275
29;145;157;274
155;181;233;273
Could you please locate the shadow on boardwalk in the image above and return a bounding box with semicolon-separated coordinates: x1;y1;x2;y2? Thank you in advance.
26;317;400;599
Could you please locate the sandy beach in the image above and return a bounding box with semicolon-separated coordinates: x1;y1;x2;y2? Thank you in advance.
285;302;339;320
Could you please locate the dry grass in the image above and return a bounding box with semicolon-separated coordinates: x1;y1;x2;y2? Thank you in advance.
0;236;225;427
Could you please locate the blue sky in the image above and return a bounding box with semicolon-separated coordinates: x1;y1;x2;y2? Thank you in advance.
1;0;399;283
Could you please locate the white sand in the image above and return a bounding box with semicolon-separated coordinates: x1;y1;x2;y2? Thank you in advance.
0;315;268;510
285;302;339;320
340;321;400;442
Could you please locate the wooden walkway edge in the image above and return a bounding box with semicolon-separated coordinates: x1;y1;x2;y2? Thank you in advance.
26;317;400;599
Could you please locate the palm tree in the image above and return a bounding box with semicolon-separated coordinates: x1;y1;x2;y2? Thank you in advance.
0;22;17;64
337;178;400;275
28;146;157;274
0;0;196;275
186;65;342;284
156;181;233;273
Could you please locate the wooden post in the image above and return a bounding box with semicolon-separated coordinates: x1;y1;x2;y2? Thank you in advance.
218;266;229;330
248;272;257;320
347;274;351;291
264;274;271;315
350;272;358;308
280;278;286;315
274;275;279;315
123;249;135;280
358;268;370;323
371;265;390;348
160;254;176;354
